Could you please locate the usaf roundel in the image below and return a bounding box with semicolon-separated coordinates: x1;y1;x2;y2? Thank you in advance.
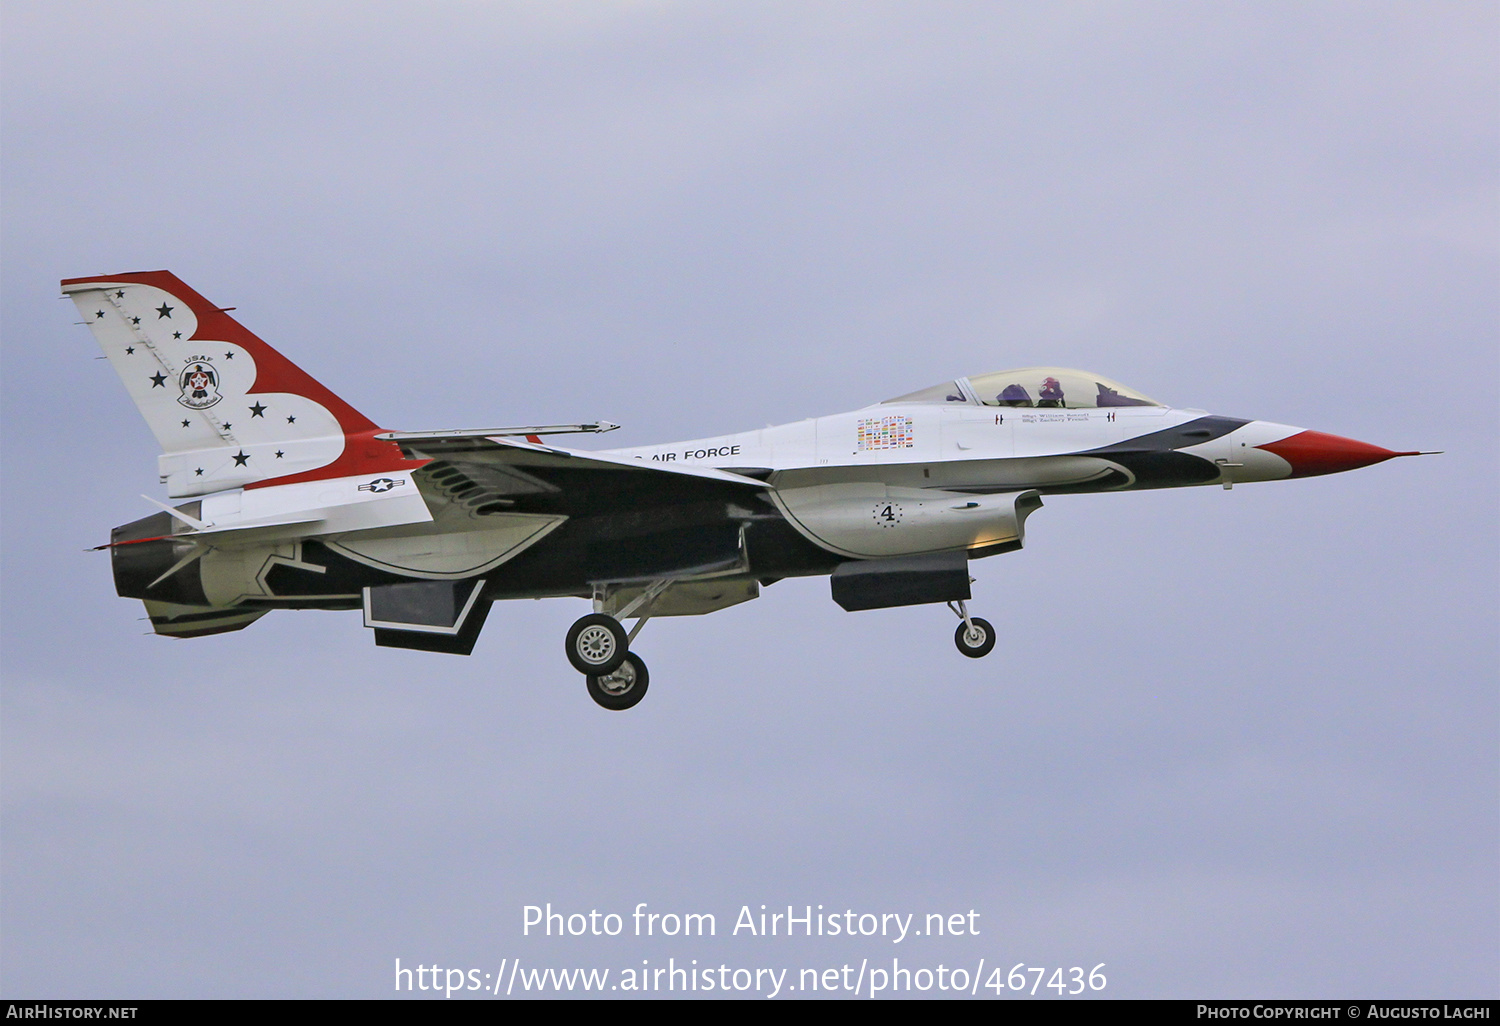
177;361;222;410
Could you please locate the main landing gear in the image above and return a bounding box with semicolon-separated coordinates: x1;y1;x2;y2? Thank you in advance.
948;600;995;658
566;579;670;710
567;611;649;710
585;651;649;711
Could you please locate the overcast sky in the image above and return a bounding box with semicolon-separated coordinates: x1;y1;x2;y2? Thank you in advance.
2;0;1495;999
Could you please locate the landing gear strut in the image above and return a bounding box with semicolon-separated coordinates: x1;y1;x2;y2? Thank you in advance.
948;600;996;658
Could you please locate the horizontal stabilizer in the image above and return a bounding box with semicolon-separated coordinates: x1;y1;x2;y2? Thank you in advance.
154;473;433;541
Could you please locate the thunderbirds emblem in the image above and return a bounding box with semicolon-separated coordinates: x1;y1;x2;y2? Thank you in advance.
177;361;222;410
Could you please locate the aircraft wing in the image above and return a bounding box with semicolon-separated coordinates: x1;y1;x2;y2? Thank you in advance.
379;431;773;490
378;432;777;585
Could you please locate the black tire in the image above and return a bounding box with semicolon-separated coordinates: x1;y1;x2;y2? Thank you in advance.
586;652;649;711
566;613;628;676
954;617;996;658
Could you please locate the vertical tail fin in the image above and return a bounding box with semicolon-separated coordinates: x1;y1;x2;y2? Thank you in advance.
64;271;408;497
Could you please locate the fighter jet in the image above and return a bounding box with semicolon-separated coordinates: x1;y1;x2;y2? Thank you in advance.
69;271;1429;709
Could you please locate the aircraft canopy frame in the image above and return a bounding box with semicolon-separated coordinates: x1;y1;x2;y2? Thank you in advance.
883;367;1162;410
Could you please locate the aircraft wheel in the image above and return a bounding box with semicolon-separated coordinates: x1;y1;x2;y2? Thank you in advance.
587;652;649;711
954;617;996;658
566;613;628;676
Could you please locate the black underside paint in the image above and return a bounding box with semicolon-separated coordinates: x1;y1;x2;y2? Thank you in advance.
1037;415;1249;492
583;521;743;580
1081;415;1249;457
1020;467;1134;494
1093;450;1222;489
830;550;971;611
743;518;845;578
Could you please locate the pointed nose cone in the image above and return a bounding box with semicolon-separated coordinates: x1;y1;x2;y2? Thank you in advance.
1256;430;1419;478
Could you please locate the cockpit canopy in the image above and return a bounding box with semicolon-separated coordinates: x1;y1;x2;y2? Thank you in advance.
883;367;1162;409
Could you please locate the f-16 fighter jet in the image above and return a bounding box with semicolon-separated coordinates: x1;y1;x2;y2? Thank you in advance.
69;272;1430;710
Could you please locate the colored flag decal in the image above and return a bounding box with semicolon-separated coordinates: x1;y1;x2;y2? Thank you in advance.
856;416;914;451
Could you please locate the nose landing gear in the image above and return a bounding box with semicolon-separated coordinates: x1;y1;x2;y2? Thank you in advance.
948;600;995;658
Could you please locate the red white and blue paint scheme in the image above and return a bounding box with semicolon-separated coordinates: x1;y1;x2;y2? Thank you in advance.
70;271;1430;709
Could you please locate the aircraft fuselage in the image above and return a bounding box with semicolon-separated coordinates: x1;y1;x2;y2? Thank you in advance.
71;271;1421;704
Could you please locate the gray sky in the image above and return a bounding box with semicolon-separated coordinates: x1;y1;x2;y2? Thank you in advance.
2;0;1495;998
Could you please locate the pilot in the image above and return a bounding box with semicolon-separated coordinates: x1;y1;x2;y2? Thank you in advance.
996;384;1033;407
1037;376;1065;407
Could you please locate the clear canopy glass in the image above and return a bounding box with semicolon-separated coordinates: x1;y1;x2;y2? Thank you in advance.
883;367;1161;409
881;380;971;405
